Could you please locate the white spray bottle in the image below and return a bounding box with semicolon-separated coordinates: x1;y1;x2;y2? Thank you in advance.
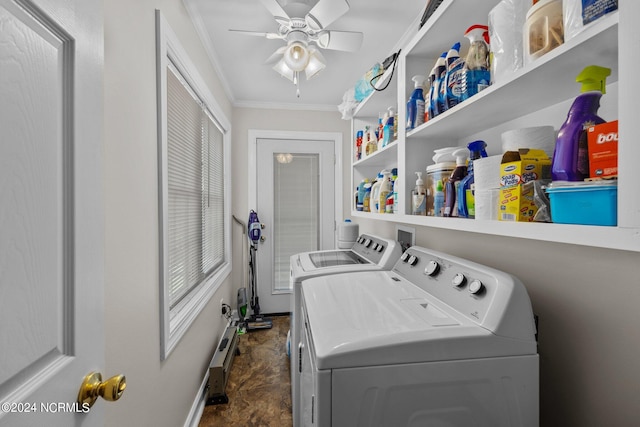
412;172;427;215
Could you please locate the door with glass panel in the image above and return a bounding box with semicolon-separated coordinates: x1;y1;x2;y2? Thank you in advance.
256;138;335;314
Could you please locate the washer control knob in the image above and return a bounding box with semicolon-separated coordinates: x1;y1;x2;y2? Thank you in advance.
468;279;484;295
364;239;372;247
424;260;440;276
377;245;384;253
452;273;466;287
400;252;410;263
372;243;378;250
408;255;419;266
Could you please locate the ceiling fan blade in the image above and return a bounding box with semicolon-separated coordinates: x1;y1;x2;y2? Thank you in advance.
305;0;350;31
316;30;363;52
265;46;287;64
258;0;291;25
228;29;283;40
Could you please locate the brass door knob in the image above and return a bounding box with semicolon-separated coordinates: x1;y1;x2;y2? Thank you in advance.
77;372;126;408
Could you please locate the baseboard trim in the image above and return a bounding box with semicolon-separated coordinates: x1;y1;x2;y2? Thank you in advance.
184;371;209;427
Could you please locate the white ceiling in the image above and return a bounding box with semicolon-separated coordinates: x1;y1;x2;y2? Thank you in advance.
183;0;427;110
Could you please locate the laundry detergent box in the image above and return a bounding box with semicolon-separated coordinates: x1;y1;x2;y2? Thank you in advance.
498;149;551;222
587;120;618;178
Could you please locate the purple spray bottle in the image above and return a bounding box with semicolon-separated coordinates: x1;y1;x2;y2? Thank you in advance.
551;65;611;181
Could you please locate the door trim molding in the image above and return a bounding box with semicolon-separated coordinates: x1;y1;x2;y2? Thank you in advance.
247;129;343;242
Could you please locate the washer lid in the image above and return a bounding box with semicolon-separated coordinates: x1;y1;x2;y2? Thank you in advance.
302;271;536;370
308;250;368;268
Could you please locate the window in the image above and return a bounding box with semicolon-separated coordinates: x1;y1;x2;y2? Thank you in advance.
156;11;231;359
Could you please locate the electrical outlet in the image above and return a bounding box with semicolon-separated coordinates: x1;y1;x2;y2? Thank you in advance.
220;298;225;316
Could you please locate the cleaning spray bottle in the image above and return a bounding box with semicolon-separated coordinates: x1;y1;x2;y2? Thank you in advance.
444;42;465;109
431;52;448;118
462;25;491;100
551;65;611;181
412;172;427;215
457;140;488;218
438;44;461;114
378;169;392;214
382;106;395;147
406;75;426;130
444;148;468;217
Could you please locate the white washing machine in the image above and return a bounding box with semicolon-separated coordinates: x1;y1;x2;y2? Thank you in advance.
300;246;539;427
290;234;402;427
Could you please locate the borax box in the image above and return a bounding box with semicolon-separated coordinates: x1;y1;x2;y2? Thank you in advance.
499;149;551;222
587;120;618;178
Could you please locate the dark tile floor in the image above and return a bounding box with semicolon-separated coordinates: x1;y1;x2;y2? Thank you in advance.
199;315;292;427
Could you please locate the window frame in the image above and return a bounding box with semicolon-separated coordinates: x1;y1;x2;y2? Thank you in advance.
156;10;232;360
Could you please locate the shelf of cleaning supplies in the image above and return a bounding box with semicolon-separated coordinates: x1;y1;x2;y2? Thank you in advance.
406;11;619;141
352;65;397;119
353;139;398;169
349;211;640;252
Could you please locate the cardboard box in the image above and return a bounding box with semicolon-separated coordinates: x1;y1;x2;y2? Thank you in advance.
498;149;551;222
587;120;618;179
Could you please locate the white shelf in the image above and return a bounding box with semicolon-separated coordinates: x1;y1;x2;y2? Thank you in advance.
350;1;638;252
351;211;640;252
353;140;398;169
407;12;619;140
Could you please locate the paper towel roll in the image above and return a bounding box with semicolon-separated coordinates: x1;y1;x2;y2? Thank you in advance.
474;155;502;191
501;126;556;157
475;189;500;221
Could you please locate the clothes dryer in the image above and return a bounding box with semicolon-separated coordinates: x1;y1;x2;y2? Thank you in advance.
289;234;401;427
300;246;539;427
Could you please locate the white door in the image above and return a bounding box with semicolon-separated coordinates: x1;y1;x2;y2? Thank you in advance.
0;0;109;425
251;132;339;314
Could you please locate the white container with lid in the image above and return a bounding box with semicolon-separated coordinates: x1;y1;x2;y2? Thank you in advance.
524;0;564;65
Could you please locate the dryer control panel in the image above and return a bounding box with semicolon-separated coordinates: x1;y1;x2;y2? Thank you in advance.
393;246;536;342
352;234;401;267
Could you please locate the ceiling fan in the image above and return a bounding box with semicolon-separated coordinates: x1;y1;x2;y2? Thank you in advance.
230;0;363;96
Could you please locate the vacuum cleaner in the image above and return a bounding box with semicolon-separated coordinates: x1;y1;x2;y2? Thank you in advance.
238;210;272;331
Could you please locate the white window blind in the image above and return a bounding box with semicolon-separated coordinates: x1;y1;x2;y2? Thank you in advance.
166;63;224;309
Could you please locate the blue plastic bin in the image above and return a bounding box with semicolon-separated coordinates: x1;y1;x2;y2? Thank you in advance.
547;182;617;226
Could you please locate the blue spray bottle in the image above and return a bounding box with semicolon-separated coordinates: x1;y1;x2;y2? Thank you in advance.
457;140;488;218
431;53;447;117
551;65;611;181
444;42;464;109
406;75;426;130
462;25;491;100
438;44;460;114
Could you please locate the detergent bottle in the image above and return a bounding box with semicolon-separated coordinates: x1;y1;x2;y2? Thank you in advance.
370;172;382;213
363;181;372;212
457;140;488;218
444;148;468;217
551;65;611;181
462;25;491;100
412;172;427;215
443;42;465;109
438;45;461;114
378;169;392;214
406;75;426;130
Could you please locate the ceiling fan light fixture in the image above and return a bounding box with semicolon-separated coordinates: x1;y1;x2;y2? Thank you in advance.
273;57;295;82
283;41;310;72
304;47;326;80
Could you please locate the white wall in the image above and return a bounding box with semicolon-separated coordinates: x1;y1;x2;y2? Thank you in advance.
104;1;233;425
353;217;640;426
